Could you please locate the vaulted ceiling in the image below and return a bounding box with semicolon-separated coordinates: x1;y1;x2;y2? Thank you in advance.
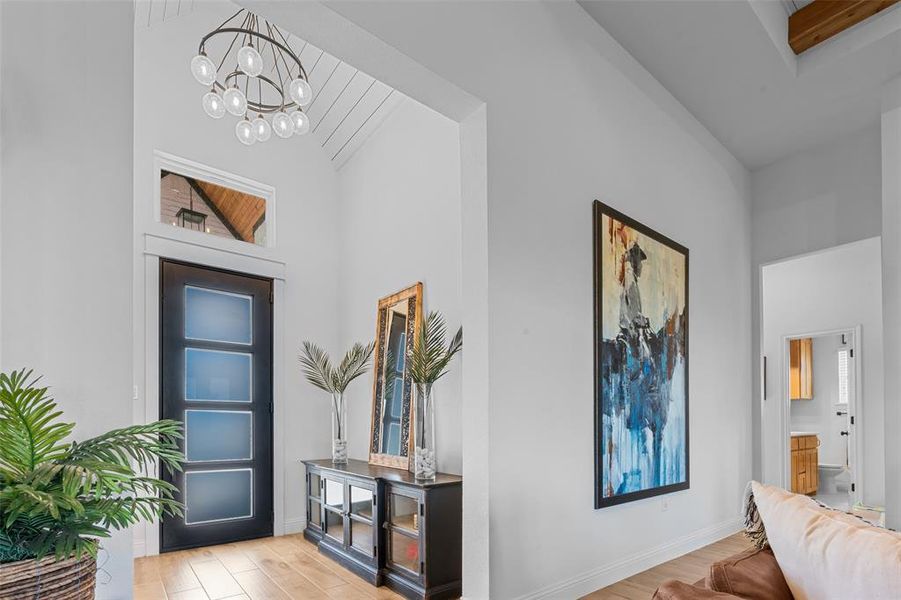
141;0;404;169
580;0;901;170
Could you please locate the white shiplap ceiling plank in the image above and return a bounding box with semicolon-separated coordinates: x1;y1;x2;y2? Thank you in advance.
305;62;357;127
304;52;341;105
321;81;392;157
332;93;405;170
313;72;376;143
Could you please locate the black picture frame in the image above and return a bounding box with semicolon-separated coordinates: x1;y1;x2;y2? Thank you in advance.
593;200;690;509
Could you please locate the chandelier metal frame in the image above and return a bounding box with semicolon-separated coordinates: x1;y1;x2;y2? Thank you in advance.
199;9;309;115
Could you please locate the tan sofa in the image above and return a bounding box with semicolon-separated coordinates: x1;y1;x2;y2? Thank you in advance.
653;481;901;599
652;544;793;600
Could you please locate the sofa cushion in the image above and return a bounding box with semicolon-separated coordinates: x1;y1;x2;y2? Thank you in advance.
706;546;792;600
752;481;901;599
653;580;739;600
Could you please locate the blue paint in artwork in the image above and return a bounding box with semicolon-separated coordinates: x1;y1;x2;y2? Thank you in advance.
600;240;686;499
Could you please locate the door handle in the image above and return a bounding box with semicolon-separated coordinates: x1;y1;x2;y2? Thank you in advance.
840;431;849;436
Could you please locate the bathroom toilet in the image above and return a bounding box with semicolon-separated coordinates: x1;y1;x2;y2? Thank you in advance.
818;463;846;494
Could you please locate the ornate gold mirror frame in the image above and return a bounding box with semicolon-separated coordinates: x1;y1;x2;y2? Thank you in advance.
368;283;423;469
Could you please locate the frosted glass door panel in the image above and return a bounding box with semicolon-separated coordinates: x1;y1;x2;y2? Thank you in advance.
185;410;252;462
185;348;251;402
185;469;252;524
185;286;252;344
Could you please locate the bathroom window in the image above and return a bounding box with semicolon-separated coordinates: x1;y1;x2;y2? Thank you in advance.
837;349;850;405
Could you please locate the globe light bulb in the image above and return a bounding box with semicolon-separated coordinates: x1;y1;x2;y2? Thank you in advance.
223;87;247;116
235;118;256;145
288;78;313;107
252;116;271;142
290;110;310;135
202;90;226;119
237;45;264;77
190;54;217;86
272;111;294;138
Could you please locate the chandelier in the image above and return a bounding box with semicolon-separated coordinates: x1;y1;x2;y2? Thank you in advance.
190;9;312;145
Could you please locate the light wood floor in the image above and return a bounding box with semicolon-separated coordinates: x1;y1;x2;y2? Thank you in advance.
582;532;754;599
134;533;404;600
135;531;751;600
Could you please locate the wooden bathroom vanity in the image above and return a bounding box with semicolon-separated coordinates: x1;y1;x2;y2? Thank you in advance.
790;433;819;495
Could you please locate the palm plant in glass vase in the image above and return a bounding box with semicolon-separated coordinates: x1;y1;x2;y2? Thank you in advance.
409;312;462;480
299;341;375;464
0;369;183;599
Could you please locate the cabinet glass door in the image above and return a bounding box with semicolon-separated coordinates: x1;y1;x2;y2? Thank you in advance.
324;478;344;511
307;472;323;531
386;487;422;578
348;484;375;558
309;498;322;529
323;505;344;544
389;492;418;533
322;476;346;544
389;528;420;574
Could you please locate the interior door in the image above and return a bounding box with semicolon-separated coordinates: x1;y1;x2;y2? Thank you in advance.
160;259;273;552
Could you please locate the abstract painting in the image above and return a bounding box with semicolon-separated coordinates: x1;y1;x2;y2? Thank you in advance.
593;201;689;508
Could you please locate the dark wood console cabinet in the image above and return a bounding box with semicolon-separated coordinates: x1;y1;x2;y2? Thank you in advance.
302;459;462;600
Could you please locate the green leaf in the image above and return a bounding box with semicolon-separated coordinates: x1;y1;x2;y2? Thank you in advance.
408;312;463;384
299;341;374;394
0;369;185;563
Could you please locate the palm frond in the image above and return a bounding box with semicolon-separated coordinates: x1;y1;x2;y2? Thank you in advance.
408;312;463;384
299;341;334;393
0;370;73;478
0;369;185;563
335;342;375;391
299;340;374;394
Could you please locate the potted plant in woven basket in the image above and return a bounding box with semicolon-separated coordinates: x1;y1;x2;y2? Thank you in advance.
0;369;183;599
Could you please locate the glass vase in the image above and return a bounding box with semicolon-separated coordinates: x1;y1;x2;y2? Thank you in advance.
414;383;436;480
331;392;348;464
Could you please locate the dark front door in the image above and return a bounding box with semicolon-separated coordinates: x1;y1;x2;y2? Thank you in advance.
160;259;273;552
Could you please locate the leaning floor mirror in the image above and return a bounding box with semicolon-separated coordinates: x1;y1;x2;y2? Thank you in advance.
368;283;422;469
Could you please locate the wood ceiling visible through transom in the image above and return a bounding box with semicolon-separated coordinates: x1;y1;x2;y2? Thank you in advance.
193;179;266;243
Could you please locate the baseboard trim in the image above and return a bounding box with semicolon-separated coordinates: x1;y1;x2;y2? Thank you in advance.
514;516;743;600
284;517;307;535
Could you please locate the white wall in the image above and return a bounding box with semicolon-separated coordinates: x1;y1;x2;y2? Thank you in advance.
750;125;882;479
336;98;463;474
282;3;753;597
133;0;341;544
761;238;884;506
1;2;135;597
880;75;901;529
752;126;882;266
789;334;847;467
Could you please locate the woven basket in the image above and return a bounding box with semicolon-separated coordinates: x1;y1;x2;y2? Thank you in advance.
0;554;96;599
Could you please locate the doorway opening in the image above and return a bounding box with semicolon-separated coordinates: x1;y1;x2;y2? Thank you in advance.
782;329;858;513
759;238;886;528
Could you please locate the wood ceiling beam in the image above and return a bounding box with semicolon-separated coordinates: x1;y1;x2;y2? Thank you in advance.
788;0;900;54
